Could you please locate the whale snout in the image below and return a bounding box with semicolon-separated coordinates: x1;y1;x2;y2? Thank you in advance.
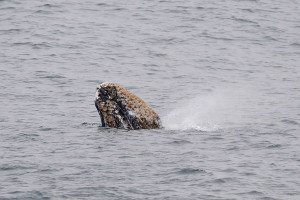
95;83;118;103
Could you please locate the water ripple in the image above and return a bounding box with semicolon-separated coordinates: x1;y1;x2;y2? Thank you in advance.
177;168;206;175
1;0;299;199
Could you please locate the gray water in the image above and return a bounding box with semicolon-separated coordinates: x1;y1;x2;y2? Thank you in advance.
1;0;300;199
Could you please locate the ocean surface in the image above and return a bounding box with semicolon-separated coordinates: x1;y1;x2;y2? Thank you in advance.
1;0;299;199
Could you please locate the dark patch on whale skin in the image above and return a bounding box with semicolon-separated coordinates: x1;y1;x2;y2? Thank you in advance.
94;82;161;130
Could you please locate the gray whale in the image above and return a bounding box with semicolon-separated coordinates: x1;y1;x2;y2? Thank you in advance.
94;82;161;130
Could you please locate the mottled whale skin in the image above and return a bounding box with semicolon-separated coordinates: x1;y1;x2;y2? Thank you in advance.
94;82;161;130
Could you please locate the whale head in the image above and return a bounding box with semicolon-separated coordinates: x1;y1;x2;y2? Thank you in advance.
94;82;161;130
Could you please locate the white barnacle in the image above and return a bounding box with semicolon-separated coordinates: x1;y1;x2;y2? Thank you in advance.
94;86;100;101
128;110;138;118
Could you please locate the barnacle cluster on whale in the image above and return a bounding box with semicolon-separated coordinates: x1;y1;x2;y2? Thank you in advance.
94;82;161;130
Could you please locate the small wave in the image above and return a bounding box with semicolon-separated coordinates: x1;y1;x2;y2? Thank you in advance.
169;139;192;145
267;144;281;149
39;126;54;131
0;164;30;171
13;42;32;46
42;75;65;79
281;119;299;125
0;29;21;33
290;42;300;47
39;4;60;8
0;6;16;10
239;190;263;196
241;8;254;13
231;16;257;24
34;10;52;14
178;168;206;175
36;72;65;79
203;35;234;41
96;3;108;6
264;35;278;42
196;6;204;10
32;42;52;49
81;122;100;127
212;177;233;184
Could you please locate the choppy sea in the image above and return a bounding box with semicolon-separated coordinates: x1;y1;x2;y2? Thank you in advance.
0;0;299;199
